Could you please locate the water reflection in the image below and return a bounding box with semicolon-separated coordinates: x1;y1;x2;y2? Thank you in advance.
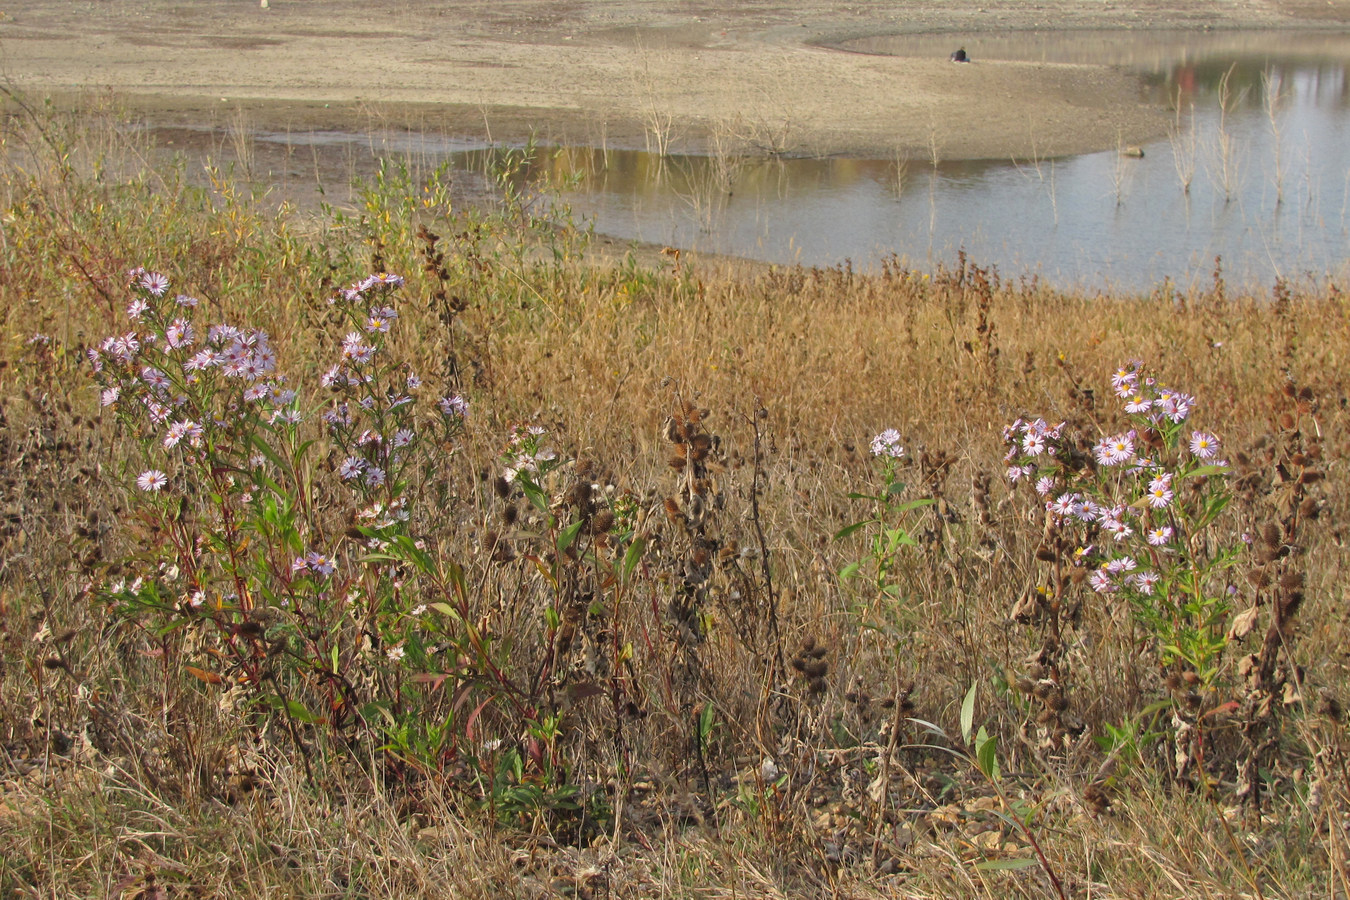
526;30;1350;291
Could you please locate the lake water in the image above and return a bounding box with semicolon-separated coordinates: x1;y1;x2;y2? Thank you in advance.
165;29;1350;293
525;30;1350;293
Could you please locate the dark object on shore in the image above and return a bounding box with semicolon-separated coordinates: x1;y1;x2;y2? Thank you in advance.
950;47;969;63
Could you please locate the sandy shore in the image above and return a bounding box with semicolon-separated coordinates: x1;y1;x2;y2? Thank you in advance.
1;1;1347;160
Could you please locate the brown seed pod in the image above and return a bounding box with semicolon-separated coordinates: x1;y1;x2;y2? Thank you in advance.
1261;523;1282;549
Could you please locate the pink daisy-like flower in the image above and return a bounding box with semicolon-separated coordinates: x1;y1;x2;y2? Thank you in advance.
870;428;904;458
100;386;121;407
184;349;217;371
1111;366;1138;398
1034;475;1054;496
1089;569;1116;594
136;469;168;492
165;318;195;349
174;294;199;308
438;394;470;418
1047;492;1079;518
127;298;149;321
1145;474;1174;509
1131;570;1160;595
1022;432;1046;456
139;271;170;296
1124;394;1152;414
364;465;387;487
1147;525;1173;546
163;419;193;449
1094;432;1134;466
339;457;365;480
1105;556;1137;575
304;551;336;577
1102;517;1133;542
1189;431;1219;459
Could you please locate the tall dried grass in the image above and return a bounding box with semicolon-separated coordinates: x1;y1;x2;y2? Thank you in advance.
1;98;1347;899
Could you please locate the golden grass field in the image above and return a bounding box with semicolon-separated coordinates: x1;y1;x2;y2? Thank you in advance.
0;91;1348;898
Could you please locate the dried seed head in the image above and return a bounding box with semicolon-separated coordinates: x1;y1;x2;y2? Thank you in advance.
502;503;519;526
591;510;615;533
1035;546;1056;562
1246;568;1271;589
803;659;828;678
1280;591;1305;618
1164;672;1182;692
493;476;511;499
1047;693;1070;712
663;498;682;521
1279;572;1304;591
1279;412;1296;430
1014;677;1035;695
1261;523;1282;549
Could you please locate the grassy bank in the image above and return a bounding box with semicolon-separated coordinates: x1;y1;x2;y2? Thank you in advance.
0;98;1347;899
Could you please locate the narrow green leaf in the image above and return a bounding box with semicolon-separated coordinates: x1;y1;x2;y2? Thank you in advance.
976;727;1000;779
960;682;977;745
622;536;646;580
833;521;869;541
557;519;585;554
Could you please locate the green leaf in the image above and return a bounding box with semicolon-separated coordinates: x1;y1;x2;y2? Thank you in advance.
974;858;1039;871
975;726;1000;780
621;536;646;580
557;519;585;554
833;521;869;541
885;480;908;495
838;561;861;580
960;682;977;745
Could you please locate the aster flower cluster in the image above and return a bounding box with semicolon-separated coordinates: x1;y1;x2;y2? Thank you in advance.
319;274;468;523
1004;363;1237;658
501;424;559;485
90;269;299;496
90;266;508;767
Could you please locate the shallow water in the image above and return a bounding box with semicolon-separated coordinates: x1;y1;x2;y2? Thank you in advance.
535;30;1350;292
146;29;1350;293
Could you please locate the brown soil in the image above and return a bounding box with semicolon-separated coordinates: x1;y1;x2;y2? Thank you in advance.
2;1;1348;159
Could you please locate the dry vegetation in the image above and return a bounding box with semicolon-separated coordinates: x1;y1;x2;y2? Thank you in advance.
0;97;1348;899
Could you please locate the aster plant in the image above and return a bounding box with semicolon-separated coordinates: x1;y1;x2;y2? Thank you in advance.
1002;362;1242;775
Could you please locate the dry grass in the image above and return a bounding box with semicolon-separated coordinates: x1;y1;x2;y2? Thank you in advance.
0;98;1348;899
